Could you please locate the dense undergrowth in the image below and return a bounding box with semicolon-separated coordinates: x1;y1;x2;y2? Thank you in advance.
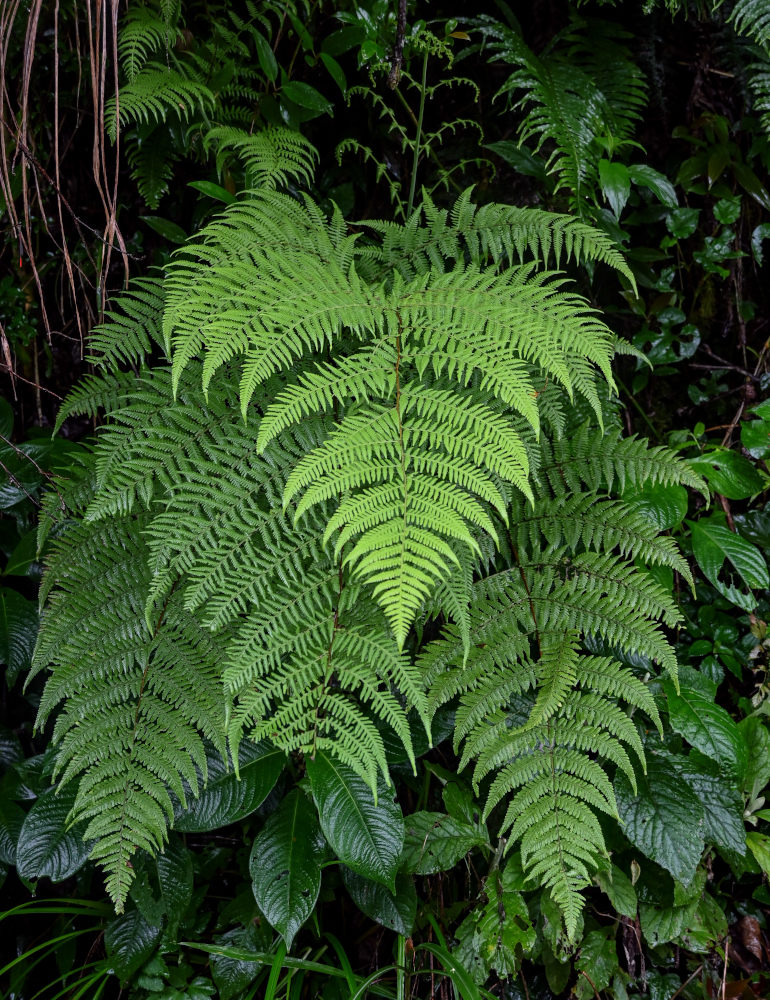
1;1;770;998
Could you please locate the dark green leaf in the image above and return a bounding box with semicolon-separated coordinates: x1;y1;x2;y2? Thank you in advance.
574;926;619;999
623;482;688;531
734;163;770;212
628;164;678;207
455;864;535;984
0;587;38;687
105;909;162;982
599;160;631;217
615;757;705;885
739;717;770;794
678;752;746;856
282;82;332;115
210;927;267;1000
402;811;486;874
141;215;188;244
666;207;699;239
688;450;765;500
15;784;93;881
157;835;193;932
735;504;770;549
486;141;547;182
741;419;770;460
187;180;236;205
341;867;416;935
594;864;637;918
174;742;284;832
306;751;403;889
4;529;39;576
320;52;347;94
664;681;746;774
0;797;25;864
253;31;278;83
249;789;322;949
690;519;768;610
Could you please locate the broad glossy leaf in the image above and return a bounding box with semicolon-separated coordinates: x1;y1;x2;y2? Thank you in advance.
282;81;332;115
342;867;416;935
157;835;193;931
678;753;746;856
690;519;768;611
0;797;25;864
615;757;705;885
741;419;770;460
664;681;745;774
402;811;486;875
249;789;322;949
0;725;23;769
688;451;765;500
141;215;187;244
628;164;678;207
15;785;93;881
105;909;162;982
0;587;39;688
174;742;285;832
735;504;770;549
623;481;688;532
253;30;278;83
188;180;236;205
599;159;631;217
306;751;403;888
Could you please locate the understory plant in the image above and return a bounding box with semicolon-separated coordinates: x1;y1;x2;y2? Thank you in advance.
30;128;705;940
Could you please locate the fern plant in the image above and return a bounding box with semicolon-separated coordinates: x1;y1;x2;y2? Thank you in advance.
32;130;704;936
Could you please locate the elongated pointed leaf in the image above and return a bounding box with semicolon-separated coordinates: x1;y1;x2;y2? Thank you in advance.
249;790;322;949
306;751;403;889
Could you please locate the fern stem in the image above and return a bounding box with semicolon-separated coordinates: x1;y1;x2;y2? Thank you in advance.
407;49;428;217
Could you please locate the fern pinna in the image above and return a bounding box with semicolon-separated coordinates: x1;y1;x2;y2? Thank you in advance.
33;129;703;934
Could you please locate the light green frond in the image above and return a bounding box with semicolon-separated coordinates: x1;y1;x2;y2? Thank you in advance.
106;64;215;142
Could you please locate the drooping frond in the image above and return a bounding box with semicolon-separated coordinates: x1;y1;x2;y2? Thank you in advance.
203;126;319;190
106;63;215;142
118;6;181;82
30;475;226;911
731;0;770;48
87;277;165;371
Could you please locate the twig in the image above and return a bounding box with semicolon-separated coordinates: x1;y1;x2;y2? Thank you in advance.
578;970;602;1000
668;963;703;1000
